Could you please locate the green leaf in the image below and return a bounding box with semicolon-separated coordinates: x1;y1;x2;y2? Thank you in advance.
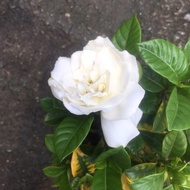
71;148;95;177
80;140;105;162
43;166;65;178
141;131;164;154
71;177;81;189
183;146;190;162
140;65;168;93
125;163;165;190
162;131;187;159
184;38;190;62
126;135;145;159
71;174;93;189
183;164;190;175
140;91;160;114
138;39;189;85
183;130;190;161
92;167;122;190
163;184;174;190
96;146;131;170
44;112;67;126
40;98;66;113
43;166;71;190
125;163;158;180
172;170;190;189
45;134;55;153
54;115;94;162
57;169;72;190
129;170;164;190
185;129;190;144
111;148;131;170
112;15;141;54
153;101;167;132
41;98;71;126
80;174;93;187
166;87;190;130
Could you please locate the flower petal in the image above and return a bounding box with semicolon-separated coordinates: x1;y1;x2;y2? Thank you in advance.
101;114;140;148
71;51;82;72
63;100;85;115
131;108;143;126
102;82;145;120
51;57;71;82
84;36;116;50
48;78;64;101
120;50;139;82
80;50;96;71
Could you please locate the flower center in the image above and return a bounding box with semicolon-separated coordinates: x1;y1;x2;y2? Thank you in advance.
90;71;99;83
97;83;106;92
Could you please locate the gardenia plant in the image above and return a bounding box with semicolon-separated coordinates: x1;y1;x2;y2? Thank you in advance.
41;15;190;190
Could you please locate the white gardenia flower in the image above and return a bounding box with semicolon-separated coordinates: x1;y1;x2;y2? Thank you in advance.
48;36;145;148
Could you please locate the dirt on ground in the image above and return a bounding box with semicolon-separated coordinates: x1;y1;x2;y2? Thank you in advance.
0;0;190;189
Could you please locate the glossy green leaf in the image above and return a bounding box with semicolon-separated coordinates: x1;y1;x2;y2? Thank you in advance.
54;115;94;162
71;177;81;189
140;91;160;114
125;163;157;180
44;112;67;126
92;167;122;190
125;163;165;190
184;38;190;62
126;135;145;159
153;101;167;132
129;170;164;190
112;15;141;54
40;98;67;113
41;98;70;126
111;148;131;170
96;146;131;170
43;166;65;178
80;140;105;162
166;87;190;130
140;65;168;93
71;148;95;177
138;39;189;85
45;134;55;153
141;131;164;154
162;131;187;159
45;167;73;190
71;174;93;189
57;170;72;190
79;174;93;187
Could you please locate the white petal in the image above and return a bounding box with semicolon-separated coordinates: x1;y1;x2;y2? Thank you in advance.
95;47;121;75
120;50;140;82
131;108;143;126
102;82;145;120
63;100;85;115
63;100;101;115
101;115;140;148
84;36;115;50
71;51;82;72
51;57;71;82
62;73;77;93
48;78;64;101
80;50;96;71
